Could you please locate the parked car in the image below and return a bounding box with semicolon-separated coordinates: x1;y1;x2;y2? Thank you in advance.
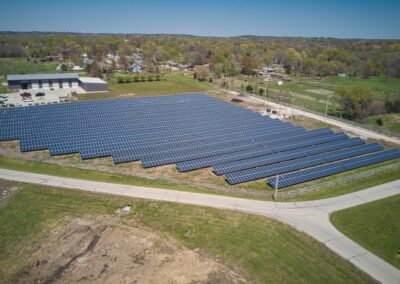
35;92;45;97
20;92;32;97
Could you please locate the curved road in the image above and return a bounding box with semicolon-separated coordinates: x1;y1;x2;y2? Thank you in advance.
0;168;399;283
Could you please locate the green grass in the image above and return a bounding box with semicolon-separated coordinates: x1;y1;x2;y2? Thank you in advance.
0;183;373;283
331;195;400;269
0;58;59;76
0;156;216;195
77;75;212;100
363;113;400;135
1;155;399;202
320;76;400;98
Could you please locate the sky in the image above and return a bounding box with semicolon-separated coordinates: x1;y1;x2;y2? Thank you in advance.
0;0;399;39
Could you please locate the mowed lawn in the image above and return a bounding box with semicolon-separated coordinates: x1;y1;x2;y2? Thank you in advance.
363;113;400;134
0;182;373;283
331;194;400;269
0;58;59;76
77;75;212;100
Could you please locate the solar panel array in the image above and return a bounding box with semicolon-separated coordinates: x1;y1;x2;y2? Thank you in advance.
0;93;398;189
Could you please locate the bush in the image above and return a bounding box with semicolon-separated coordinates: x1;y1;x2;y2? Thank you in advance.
147;75;154;82
246;84;254;92
140;75;147;82
259;88;265;95
155;74;161;81
376;117;384;126
116;75;125;83
133;75;140;82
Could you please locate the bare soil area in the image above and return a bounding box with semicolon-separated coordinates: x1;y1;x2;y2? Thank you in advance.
12;218;249;284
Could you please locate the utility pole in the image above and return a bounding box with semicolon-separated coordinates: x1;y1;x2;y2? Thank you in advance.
324;94;330;123
273;175;279;201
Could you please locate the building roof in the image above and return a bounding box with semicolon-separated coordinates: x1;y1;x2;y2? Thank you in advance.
79;77;107;84
7;73;79;81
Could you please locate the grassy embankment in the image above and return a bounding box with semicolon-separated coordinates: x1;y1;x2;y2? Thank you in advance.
0;155;399;202
331;194;400;269
0;182;374;283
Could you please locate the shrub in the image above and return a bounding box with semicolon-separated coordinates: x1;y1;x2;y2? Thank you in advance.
259;88;265;95
140;75;147;82
133;75;140;82
155;74;161;81
147;75;154;82
246;84;254;92
116;75;125;83
376;117;384;126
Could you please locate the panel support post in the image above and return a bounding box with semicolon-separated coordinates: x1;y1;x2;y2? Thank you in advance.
273;175;279;201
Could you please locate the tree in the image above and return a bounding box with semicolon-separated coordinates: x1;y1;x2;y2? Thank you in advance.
335;85;374;120
194;66;210;81
90;62;103;78
385;93;400;113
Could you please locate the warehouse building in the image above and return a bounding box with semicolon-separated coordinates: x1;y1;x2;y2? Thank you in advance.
78;77;109;92
6;73;108;92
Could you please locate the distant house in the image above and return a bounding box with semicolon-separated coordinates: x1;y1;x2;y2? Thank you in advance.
129;63;144;73
83;58;93;66
179;64;194;71
72;65;84;71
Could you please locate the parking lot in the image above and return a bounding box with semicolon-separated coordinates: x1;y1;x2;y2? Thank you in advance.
0;87;86;107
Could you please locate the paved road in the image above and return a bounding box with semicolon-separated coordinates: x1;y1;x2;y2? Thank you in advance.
0;168;399;283
239;92;400;145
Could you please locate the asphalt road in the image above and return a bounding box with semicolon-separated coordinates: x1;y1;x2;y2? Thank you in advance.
0;168;399;283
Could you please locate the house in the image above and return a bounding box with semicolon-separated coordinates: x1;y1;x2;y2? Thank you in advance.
83;58;93;66
129;63;144;73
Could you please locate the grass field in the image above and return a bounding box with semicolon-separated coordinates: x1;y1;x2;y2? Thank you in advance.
1;155;399;202
331;194;400;269
0;58;59;76
0;156;215;195
0;182;373;283
77;75;212;100
363;113;400;134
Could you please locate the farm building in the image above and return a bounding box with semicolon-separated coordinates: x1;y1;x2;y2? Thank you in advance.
7;73;108;92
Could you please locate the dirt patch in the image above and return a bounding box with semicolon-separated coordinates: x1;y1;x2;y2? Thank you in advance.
12;218;249;284
0;179;20;207
119;93;136;97
306;88;334;96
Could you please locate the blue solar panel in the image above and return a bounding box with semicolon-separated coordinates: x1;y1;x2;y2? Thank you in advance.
0;93;393;187
225;143;383;184
268;149;400;188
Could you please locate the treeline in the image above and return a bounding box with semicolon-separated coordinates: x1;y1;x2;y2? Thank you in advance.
1;32;400;78
336;86;400;120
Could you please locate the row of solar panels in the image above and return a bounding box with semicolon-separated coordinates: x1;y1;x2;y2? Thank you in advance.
0;93;398;189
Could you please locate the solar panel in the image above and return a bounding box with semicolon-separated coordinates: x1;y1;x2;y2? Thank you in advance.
268;149;400;188
0;93;393;187
225;143;383;184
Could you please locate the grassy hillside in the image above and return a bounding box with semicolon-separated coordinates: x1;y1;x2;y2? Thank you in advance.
331;194;400;269
0;182;373;283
